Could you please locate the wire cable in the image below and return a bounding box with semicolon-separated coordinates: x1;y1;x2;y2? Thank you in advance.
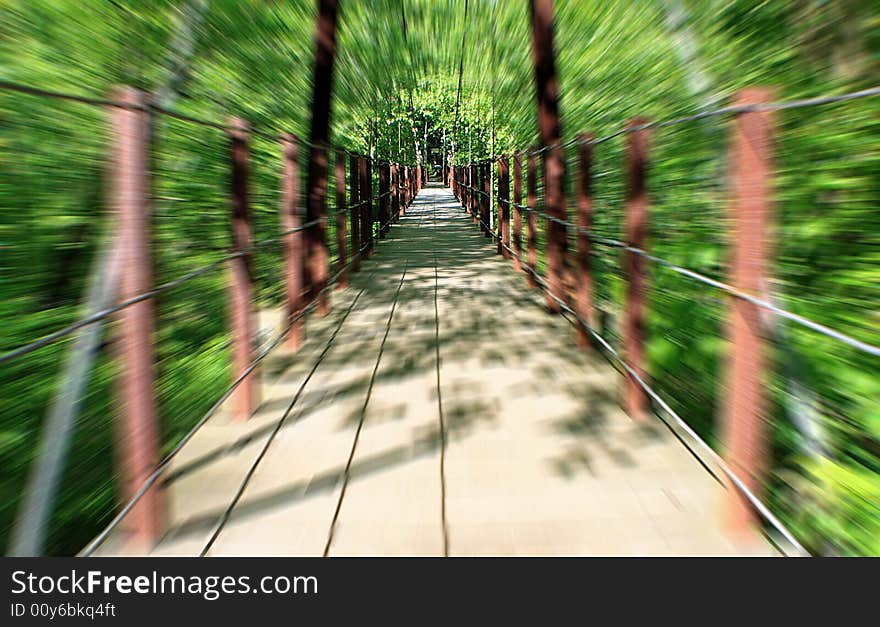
469;209;809;556
2;188;394;365
459;176;878;358
80;214;399;556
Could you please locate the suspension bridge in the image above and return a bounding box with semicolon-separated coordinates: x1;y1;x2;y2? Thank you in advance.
72;185;780;558
3;0;878;558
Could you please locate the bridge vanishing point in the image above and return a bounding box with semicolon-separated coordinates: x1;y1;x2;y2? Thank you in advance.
92;186;777;557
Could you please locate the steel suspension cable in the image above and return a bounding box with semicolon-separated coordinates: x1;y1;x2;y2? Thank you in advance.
452;0;470;162
517;85;880;157
484;192;880;358
81;212;400;557
467;207;808;556
1;186;393;365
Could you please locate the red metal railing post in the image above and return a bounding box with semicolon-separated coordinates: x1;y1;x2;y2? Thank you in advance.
498;155;511;258
304;0;338;317
496;157;505;247
349;154;361;272
462;166;467;211
228;117;260;421
575;133;595;347
358;157;370;256
721;88;774;537
512;151;523;272
398;164;404;217
543;144;567;312
391;163;400;223
529;0;567;312
462;166;465;206
623;118;650;421
282;133;305;349
334;148;347;288
470;164;475;218
470;164;474;217
526;151;538;288
362;158;373;258
379;162;390;236
470;165;476;222
459;166;463;205
112;86;163;548
477;163;483;230
495;160;502;247
465;165;467;206
309;140;330;317
475;164;481;230
482;163;491;237
401;166;408;216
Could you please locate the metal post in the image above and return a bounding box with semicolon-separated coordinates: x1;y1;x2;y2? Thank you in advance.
462;166;466;212
526;151;538;288
335;148;347;288
575;134;595;347
359;157;370;255
362;158;373;258
379;162;390;236
455;166;467;205
304;0;338;316
498;155;510;258
477;164;484;232
467;166;472;217
512;151;523;272
397;165;401;214
465;166;469;212
623;118;650;421
476;163;489;237
529;0;567;312
721;87;774;537
369;160;376;249
228;118;260;422
282;133;305;349
401;166;408;215
482;163;491;237
350;155;360;271
470;164;474;219
474;163;479;224
472;164;478;221
391;163;400;223
113;87;163;548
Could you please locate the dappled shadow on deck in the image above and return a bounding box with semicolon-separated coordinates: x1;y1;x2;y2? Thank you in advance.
116;184;771;557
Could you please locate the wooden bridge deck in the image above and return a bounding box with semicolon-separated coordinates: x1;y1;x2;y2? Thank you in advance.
98;185;774;557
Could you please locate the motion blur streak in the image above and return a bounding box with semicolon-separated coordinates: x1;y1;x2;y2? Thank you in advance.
0;0;877;557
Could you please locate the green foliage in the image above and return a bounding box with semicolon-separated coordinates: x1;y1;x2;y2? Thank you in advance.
0;0;877;555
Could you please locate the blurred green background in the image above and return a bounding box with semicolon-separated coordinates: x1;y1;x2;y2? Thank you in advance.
0;0;877;555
